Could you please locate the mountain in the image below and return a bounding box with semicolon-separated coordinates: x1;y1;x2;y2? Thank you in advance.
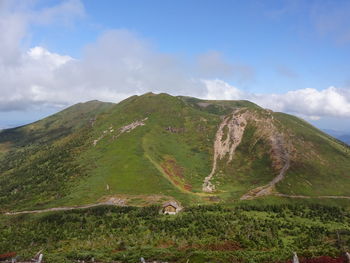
339;134;350;145
323;129;350;145
0;93;349;211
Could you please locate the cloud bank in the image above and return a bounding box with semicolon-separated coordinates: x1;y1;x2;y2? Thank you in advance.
204;80;350;119
0;0;350;121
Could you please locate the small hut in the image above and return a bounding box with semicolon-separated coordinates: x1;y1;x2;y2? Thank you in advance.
162;201;182;215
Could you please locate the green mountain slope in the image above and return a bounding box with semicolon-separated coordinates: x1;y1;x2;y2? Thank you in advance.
0;100;114;149
0;93;349;211
0;100;114;210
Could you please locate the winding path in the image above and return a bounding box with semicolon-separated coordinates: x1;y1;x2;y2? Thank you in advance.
4;200;121;216
3;193;350;216
240;130;291;200
274;193;350;200
240;151;290;200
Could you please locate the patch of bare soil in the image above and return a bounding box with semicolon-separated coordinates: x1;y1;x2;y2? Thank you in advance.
197;102;211;108
0;141;12;154
161;157;192;191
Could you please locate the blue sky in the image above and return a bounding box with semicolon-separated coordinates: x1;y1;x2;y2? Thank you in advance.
1;0;350;131
32;0;350;93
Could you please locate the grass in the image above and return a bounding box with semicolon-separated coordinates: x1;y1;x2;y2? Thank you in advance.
56;127;194;206
274;112;350;196
213;123;276;200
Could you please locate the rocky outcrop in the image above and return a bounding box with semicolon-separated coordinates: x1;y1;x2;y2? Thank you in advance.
93;118;148;146
119;118;148;134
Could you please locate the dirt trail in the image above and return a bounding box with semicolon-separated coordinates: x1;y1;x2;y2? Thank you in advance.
240;132;291;200
5;193;350;216
274;193;350;199
4;198;125;216
203;110;247;192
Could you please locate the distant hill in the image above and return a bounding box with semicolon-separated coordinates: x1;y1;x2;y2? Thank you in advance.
339;135;350;145
0;93;349;211
323;129;350;145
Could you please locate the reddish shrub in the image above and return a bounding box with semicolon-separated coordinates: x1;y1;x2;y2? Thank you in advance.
0;252;16;259
286;256;345;263
300;256;344;263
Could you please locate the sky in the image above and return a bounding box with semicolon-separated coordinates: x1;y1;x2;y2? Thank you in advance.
0;0;350;131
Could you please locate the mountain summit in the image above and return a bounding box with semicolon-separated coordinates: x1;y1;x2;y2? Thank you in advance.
0;93;349;211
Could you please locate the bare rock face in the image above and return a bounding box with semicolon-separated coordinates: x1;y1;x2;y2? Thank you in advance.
202;110;247;192
119;118;148;134
203;108;291;197
93;118;148;146
293;252;299;263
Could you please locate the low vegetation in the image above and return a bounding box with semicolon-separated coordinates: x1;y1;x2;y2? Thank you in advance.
1;202;350;262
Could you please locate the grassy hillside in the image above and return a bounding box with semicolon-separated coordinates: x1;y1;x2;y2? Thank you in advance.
273;113;350;196
0;100;114;149
0;93;349;211
0;100;114;210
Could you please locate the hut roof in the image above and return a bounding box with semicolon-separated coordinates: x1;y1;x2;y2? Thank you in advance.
163;201;180;208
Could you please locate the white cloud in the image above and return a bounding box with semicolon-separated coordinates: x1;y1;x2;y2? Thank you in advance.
203;79;243;100
202;80;350;118
0;46;71;110
48;30;205;104
0;0;84;66
28;46;73;68
0;0;84;110
1;26;350;120
0;4;26;66
254;87;350;118
0;29;206;110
